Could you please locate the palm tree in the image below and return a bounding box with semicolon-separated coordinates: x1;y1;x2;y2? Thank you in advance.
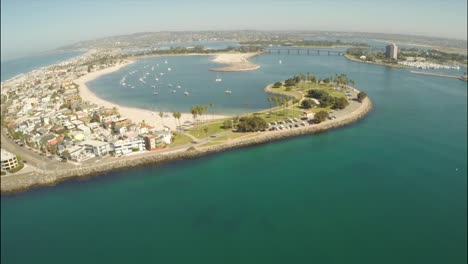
175;112;182;133
191;106;201;133
172;112;178;132
209;101;215;119
267;96;273;114
272;96;280;115
159;111;164;127
203;105;208;122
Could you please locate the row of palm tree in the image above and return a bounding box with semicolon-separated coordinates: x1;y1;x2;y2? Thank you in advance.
288;72;356;88
267;96;292;116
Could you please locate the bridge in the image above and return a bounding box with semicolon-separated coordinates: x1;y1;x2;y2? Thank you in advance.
265;48;344;56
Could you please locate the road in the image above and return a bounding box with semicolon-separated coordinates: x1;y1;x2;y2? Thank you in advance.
1;129;75;172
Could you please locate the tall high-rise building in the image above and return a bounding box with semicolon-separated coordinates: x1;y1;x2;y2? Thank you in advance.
385;43;398;60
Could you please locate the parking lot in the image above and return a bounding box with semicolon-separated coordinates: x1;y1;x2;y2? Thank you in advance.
268;117;314;131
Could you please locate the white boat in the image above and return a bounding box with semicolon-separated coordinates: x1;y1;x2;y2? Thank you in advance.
146;72;149;75
156;64;159;67
155;78;159;81
131;86;135;89
171;90;177;93
168;84;173;87
164;60;168;64
184;90;190;96
153;86;159;95
215;73;222;82
279;60;282;64
160;72;164;76
168;68;172;71
151;66;154;71
176;85;181;89
225;90;232;94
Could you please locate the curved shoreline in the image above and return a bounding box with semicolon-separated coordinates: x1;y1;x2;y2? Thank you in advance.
1;97;372;194
76;60;230;131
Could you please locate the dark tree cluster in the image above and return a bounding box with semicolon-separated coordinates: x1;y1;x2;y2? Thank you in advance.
236;116;268;132
314;111;329;123
301;99;316;109
272;82;283;88
307;89;349;109
357;91;367;103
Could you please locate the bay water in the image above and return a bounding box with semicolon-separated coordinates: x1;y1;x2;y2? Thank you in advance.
1;51;466;263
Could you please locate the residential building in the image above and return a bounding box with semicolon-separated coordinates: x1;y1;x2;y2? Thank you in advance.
143;132;172;150
385;43;398;60
1;149;19;171
79;140;111;157
111;138;145;155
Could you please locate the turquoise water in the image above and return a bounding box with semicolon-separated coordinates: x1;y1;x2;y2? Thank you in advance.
1;52;467;263
1;51;85;82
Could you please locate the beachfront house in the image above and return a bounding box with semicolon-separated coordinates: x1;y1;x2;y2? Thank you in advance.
111;138;145;156
79;140;111;157
143;132;173;150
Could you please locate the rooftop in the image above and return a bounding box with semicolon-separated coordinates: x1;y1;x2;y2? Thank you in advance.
1;149;16;161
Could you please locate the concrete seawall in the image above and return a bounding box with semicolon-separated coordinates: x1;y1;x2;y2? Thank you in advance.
1;98;372;194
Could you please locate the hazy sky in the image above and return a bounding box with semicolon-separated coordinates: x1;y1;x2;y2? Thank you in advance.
1;0;467;61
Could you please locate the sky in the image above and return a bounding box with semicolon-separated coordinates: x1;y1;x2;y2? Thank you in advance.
1;0;467;61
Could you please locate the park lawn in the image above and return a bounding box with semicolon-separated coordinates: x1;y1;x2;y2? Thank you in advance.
169;133;193;148
212;132;250;141
187;120;230;139
326;89;347;99
268;86;302;100
200;132;255;147
261;108;303;123
289;82;346;98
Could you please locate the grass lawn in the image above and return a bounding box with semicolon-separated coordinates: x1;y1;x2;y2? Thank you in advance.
260;108;303;123
199;132;254;147
267;86;302;100
169;133;193;148
187;120;231;139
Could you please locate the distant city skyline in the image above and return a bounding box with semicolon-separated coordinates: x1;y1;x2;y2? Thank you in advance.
1;0;467;61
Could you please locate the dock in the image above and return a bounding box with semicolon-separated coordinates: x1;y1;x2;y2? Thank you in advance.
410;71;467;81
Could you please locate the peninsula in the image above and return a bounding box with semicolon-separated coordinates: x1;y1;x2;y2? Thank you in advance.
0;50;372;193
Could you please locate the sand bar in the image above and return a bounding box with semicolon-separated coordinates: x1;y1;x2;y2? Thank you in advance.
210;52;261;72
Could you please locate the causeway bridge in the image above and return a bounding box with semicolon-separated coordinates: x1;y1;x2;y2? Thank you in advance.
265;48;344;56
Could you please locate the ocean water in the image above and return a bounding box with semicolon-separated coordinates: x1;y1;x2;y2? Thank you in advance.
0;51;85;82
1;52;467;263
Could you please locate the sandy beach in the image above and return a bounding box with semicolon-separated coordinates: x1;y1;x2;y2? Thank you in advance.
210;52;261;72
75;61;230;131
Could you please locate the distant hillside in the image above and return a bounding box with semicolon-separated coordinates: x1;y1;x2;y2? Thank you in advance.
57;30;467;54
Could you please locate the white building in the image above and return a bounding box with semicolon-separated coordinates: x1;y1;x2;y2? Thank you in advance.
385;43;398;60
77;124;91;136
1;149;19;171
111;138;145;155
79;140;111;157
